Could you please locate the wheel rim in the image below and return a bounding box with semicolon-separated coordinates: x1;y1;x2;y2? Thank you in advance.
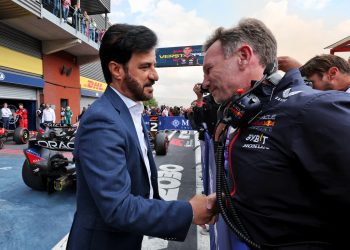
22;130;29;143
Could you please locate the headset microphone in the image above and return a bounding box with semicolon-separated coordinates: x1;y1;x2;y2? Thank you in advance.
220;61;279;128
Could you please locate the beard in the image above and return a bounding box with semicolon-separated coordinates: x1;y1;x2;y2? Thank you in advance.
124;73;154;101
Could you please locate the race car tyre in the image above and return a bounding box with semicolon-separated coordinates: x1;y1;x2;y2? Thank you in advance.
13;127;30;144
0;140;4;149
22;160;46;191
155;132;169;156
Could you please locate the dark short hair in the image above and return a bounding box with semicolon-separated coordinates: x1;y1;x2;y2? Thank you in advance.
300;54;350;78
99;24;158;84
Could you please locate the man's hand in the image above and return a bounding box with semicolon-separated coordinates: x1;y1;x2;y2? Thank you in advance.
277;56;302;72
189;194;218;225
193;83;204;100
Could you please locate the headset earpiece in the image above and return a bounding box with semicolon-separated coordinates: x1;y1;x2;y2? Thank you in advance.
220;61;280;128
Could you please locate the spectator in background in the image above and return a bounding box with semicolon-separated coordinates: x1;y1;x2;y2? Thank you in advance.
278;54;350;92
89;17;97;41
192;83;219;139
53;0;60;17
15;103;28;129
300;54;350;92
1;103;12;130
60;107;66;125
64;106;73;125
72;0;81;30
100;29;106;42
77;107;86;121
184;101;199;131
62;0;71;22
161;106;168;116
35;103;46;130
42;103;56;126
82;10;89;37
348;56;350;64
150;107;158;115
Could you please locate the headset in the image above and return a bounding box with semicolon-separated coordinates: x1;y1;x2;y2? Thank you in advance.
214;61;281;249
219;61;281;128
215;63;331;249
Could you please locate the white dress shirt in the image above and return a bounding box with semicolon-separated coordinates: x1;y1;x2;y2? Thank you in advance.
1;107;12;118
42;108;56;123
111;87;154;199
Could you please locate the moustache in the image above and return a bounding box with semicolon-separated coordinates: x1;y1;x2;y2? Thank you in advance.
144;81;155;88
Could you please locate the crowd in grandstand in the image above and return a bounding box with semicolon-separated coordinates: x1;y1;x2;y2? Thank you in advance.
42;0;106;44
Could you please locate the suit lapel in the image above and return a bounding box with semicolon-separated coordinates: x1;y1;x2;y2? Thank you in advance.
104;87;158;195
104;86;144;160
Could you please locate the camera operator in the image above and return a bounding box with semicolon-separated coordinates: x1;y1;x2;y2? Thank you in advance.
192;83;219;140
203;18;350;249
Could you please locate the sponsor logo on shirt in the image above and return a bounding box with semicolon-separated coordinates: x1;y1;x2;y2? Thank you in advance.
275;88;303;102
250;114;277;133
242;133;270;150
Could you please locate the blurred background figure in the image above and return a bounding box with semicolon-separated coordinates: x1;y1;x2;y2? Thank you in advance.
42;103;56;126
1;103;12;129
62;0;71;22
15;103;28;129
77;107;86;121
60;107;66;125
64;106;73;125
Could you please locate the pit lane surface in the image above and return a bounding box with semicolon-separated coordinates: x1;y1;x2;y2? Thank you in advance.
0;132;209;250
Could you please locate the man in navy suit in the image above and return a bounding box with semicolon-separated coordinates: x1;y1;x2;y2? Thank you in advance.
67;24;216;250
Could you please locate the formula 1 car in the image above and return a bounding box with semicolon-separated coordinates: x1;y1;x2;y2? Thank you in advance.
22;124;76;192
0;104;30;149
0;127;30;149
148;115;169;155
22;119;169;192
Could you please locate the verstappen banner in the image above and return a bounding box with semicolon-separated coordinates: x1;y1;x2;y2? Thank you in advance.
155;45;204;67
143;116;194;131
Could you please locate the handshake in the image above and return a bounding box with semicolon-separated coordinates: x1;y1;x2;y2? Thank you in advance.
189;193;218;225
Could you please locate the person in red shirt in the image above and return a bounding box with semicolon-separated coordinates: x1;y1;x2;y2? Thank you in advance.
15;103;28;129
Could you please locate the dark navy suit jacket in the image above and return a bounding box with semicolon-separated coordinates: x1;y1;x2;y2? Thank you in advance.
67;86;192;250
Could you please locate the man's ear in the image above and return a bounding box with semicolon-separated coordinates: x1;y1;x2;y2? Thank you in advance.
237;45;253;69
327;66;339;80
108;61;125;83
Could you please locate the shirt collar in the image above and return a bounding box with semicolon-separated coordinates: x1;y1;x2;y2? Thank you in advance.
110;86;144;113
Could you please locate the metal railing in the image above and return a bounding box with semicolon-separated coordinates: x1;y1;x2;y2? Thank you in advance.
41;0;105;45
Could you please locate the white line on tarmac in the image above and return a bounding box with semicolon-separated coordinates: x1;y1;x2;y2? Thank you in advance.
0;167;12;170
168;130;177;140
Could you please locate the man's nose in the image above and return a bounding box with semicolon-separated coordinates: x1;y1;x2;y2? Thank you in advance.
149;69;159;81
